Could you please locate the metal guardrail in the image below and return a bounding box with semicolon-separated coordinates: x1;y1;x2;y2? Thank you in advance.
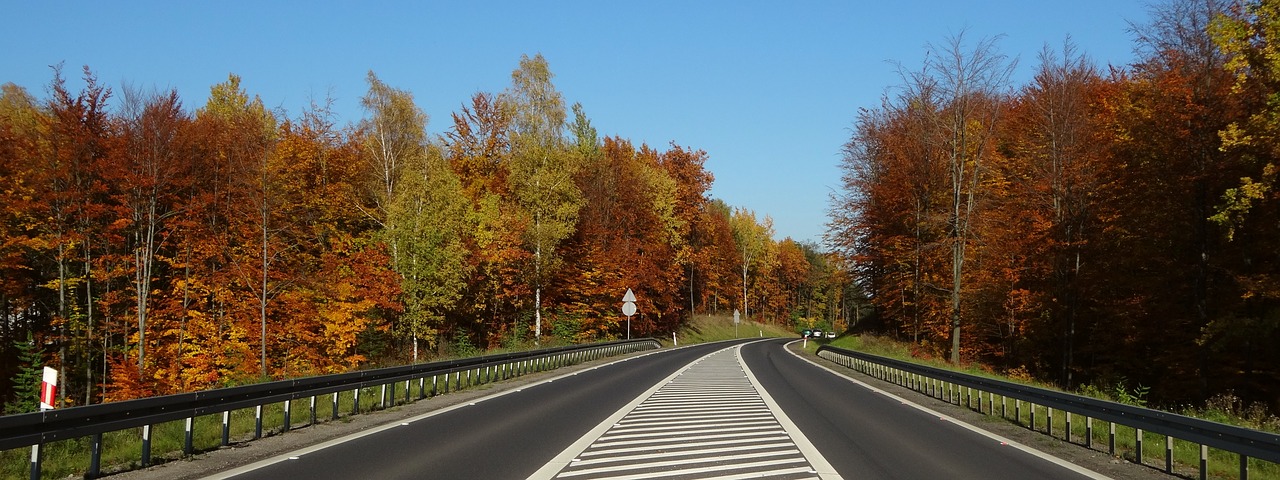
815;345;1280;480
3;338;662;479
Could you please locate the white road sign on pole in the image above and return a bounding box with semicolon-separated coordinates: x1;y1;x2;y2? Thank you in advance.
622;288;637;340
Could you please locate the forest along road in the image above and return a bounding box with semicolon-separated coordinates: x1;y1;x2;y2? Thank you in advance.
207;339;1111;480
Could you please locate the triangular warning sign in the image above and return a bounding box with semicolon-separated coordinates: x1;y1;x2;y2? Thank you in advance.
622;288;637;302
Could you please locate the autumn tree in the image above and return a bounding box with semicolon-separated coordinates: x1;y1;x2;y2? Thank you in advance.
443;92;529;347
659;144;713;318
691;199;739;316
388;142;469;361
195;74;280;380
729;208;773;322
914;32;1016;363
502;54;583;344
0;83;51;407
1088;0;1244;401
358;71;426;263
1201;0;1280;403
111;85;193;379
39;65;113;404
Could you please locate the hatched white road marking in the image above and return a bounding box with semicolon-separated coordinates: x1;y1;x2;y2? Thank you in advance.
531;343;841;480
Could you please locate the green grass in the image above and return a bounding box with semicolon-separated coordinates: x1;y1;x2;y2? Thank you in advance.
671;313;797;345
810;334;1280;479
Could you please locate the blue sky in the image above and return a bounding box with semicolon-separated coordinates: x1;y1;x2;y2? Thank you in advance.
2;1;1152;244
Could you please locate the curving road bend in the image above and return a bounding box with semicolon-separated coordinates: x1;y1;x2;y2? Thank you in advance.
211;339;1107;480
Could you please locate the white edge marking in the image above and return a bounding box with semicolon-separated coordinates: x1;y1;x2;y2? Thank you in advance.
786;342;1111;480
207;347;672;480
736;344;844;480
525;346;736;480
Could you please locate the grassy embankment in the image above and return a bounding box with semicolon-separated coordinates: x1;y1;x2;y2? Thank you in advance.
801;334;1279;480
670;313;797;344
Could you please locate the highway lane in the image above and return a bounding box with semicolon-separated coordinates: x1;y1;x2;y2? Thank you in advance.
214;338;1105;479
742;338;1103;479
214;340;753;480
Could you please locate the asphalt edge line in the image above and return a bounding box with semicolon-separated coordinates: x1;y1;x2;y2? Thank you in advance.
204;347;673;480
736;343;845;480
526;344;746;480
785;342;1111;480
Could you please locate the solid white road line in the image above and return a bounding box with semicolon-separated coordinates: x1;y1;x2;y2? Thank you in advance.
736;343;844;480
788;342;1111;480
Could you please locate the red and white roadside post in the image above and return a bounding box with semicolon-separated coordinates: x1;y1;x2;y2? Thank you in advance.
31;367;56;480
39;367;56;410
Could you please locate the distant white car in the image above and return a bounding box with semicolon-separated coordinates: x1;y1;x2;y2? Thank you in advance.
826;332;837;339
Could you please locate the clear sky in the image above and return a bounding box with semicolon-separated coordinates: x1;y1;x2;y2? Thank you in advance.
2;1;1153;244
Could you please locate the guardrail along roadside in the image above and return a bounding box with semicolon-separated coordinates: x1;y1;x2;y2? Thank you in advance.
2;338;662;480
815;344;1280;480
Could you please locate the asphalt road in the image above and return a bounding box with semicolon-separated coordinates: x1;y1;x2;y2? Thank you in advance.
741;339;1098;479
216;340;752;479
215;339;1103;479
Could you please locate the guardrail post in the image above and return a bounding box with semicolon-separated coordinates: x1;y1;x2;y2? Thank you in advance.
419;377;426;399
332;392;340;420
1109;422;1116;455
254;405;263;439
433;375;440;395
310;395;317;427
1065;412;1072;442
283;399;292;432
184;416;194;455
29;443;41;480
1136;428;1144;465
454;370;461;390
89;432;103;478
1086;417;1093;448
1030;403;1037;431
380;384;388;409
222;410;231;446
405;380;412;403
353;388;360;414
141;424;152;466
1047;407;1053;436
1240;453;1249;479
1199;444;1208;480
1015;399;1022;425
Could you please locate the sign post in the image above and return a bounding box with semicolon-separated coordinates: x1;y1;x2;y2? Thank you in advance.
33;367;57;479
622;289;637;340
39;367;56;411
